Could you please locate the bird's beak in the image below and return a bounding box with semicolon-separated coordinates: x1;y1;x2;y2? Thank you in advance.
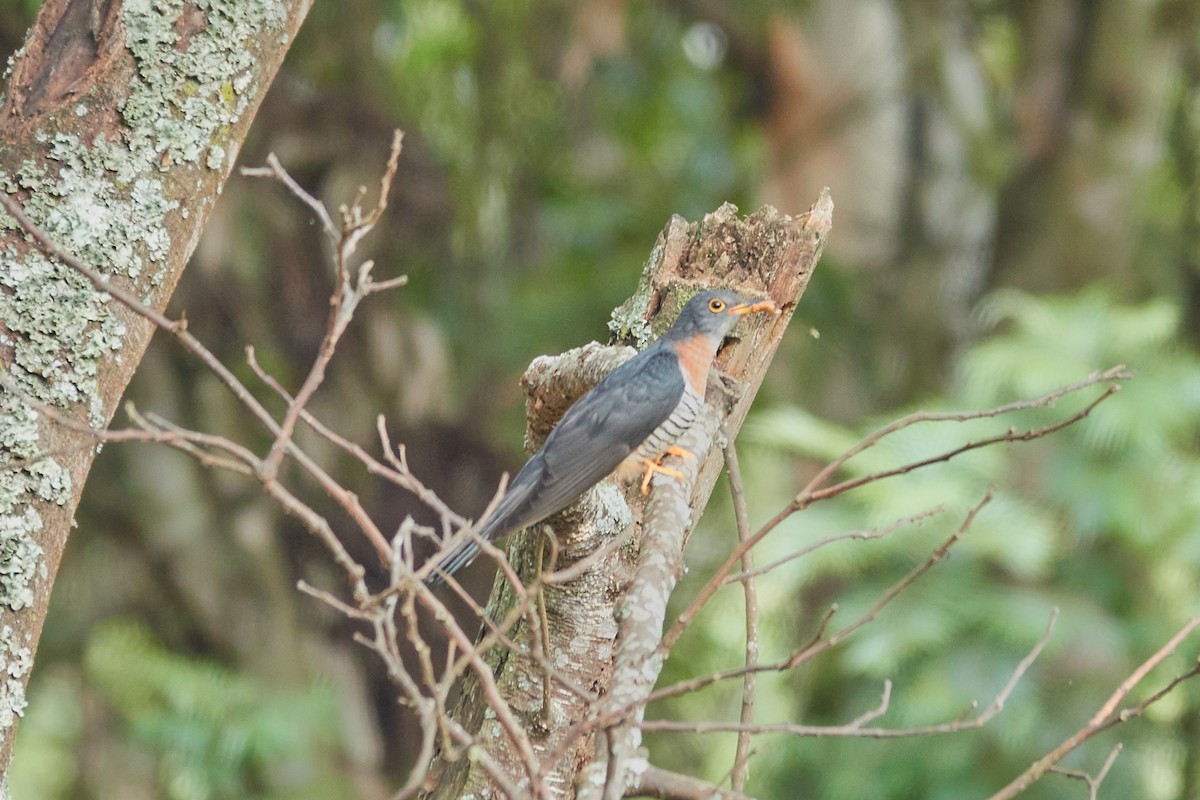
728;299;780;316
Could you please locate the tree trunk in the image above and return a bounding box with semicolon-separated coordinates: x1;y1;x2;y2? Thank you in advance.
990;0;1193;293
0;0;312;781
422;193;833;799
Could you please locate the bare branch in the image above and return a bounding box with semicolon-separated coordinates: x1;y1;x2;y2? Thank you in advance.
642;608;1057;738
362;130;404;229
0;190;395;570
724;505;945;584
799;383;1121;506
0;370;248;475
251;134;406;496
649;493;996;705
296;580;372;621
662;370;1126;655
412;586;546;793
721;431;758;792
796;365;1130;504
240;154;339;241
990;617;1200;800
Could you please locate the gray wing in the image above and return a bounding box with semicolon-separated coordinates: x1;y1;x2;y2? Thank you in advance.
424;343;684;587
513;345;691;525
493;343;686;534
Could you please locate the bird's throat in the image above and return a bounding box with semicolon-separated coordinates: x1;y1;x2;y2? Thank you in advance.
673;333;719;395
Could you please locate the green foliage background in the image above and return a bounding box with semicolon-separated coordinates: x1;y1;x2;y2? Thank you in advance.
661;290;1200;798
2;0;1199;798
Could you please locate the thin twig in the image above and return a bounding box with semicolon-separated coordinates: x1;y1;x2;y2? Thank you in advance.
375;414;469;529
258;135;406;480
245;348;454;553
1049;744;1123;800
661;371;1125;655
428;542;598;705
413;585;546;794
989;618;1200;800
795;365;1129;504
799;385;1119;507
0;190;392;572
724;506;944;584
0;371;253;474
721;431;757;793
641;608;1057;738
648;493;997;706
296;580;372;620
241;155;339;240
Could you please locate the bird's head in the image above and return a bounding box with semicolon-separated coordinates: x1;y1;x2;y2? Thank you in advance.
662;289;780;345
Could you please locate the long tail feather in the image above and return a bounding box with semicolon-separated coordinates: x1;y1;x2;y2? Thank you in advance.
423;536;483;589
423;454;546;589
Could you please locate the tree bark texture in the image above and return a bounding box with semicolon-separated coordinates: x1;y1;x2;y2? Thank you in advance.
423;193;833;799
0;0;312;779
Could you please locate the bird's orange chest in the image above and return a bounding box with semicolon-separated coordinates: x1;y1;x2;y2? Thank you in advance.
671;334;717;396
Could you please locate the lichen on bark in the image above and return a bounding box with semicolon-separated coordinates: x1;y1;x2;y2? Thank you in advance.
0;0;311;771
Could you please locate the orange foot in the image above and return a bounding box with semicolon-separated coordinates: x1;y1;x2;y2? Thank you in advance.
638;446;696;495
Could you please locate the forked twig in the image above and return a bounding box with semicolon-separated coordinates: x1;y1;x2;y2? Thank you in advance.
1049;744;1123;800
989;618;1200;799
641;607;1058;739
724;505;944;584
0;188;395;569
662;369;1126;654
647;492;996;706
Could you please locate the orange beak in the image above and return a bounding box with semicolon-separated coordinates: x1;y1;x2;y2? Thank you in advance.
728;299;780;316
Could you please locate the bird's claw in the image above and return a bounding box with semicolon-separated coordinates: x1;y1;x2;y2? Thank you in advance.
639;455;688;495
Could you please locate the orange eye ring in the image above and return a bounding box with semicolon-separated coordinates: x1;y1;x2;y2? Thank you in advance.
708;298;726;313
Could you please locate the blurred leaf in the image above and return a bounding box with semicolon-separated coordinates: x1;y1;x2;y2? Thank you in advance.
83;621;345;800
664;287;1200;799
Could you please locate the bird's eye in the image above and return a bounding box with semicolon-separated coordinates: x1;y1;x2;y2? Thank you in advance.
708;298;726;313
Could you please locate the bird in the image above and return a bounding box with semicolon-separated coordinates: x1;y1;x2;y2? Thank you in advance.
424;289;778;588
